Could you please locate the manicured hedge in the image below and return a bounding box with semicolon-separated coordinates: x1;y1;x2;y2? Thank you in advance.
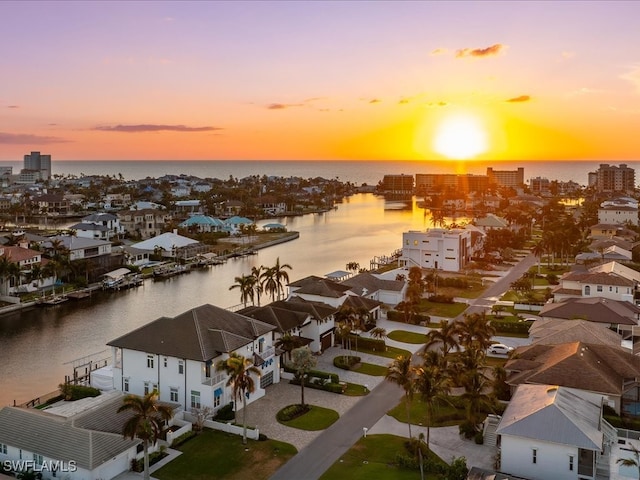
59;384;101;401
334;355;361;370
490;320;531;334
283;365;339;384
387;310;431;325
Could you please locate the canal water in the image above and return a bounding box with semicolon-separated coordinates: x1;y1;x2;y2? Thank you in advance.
0;193;458;407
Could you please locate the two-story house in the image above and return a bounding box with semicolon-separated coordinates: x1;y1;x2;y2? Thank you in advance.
400;227;477;272
106;304;280;415
118;208;172;239
70;213;124;241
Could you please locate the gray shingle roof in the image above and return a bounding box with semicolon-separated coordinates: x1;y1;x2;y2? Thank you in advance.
342;272;405;294
108;304;275;361
239;305;310;333
540;297;639;325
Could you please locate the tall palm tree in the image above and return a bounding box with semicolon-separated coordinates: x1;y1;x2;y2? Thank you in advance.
216;352;260;445
531;240;545;275
458;312;496;354
261;266;279;302
272;257;292;300
425;320;460;365
459;368;494;435
250;266;263;306
415;364;452;453
385;355;417;438
274;333;300;363
0;255;12;295
229;274;255;307
117;391;173;480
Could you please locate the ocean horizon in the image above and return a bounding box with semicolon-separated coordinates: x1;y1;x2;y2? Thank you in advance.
0;159;636;186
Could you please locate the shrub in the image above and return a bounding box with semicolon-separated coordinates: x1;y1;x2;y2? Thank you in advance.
474;432;484;444
277;404;309;422
214;403;235;421
170;430;197;448
428;294;454;304
333;355;361;370
58;383;101;401
448;456;469;480
490;320;530;335
258;433;268;441
458;420;478;439
546;273;559;285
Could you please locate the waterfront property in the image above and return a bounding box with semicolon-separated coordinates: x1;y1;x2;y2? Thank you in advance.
102;304;281;415
0;391;167;480
400;227;481;272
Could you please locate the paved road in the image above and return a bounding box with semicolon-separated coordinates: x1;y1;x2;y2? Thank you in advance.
269;379;404;480
270;253;538;480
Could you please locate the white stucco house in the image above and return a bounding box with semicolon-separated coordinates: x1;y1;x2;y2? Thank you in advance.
70;213;124;241
598;198;638;226
400;227;477;272
104;304;280;415
496;384;616;480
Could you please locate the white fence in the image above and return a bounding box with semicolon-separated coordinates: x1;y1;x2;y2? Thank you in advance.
182;411;259;441
166;419;192;445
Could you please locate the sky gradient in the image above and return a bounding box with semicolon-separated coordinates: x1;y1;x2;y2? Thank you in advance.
1;1;639;161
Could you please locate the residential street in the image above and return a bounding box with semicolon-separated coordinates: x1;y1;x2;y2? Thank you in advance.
269;253;538;479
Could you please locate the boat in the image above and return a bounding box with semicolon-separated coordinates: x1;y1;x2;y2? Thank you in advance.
38;287;69;306
102;268;144;290
152;263;189;280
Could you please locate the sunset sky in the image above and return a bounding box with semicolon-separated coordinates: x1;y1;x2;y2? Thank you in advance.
1;1;639;162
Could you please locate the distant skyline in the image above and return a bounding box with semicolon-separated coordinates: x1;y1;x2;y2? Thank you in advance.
1;1;640;162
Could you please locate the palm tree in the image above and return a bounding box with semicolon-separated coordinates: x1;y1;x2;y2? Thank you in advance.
458;312;496;354
385;355;417;438
229;274;255;307
117;391;174;480
617;443;640;479
415;364;452;453
216;352;260;444
274;333;300;363
369;326;387;342
272;257;292;300
291;346;317;408
459;368;494;435
250;266;263;306
531;240;545;275
425;320;460;365
261;266;279;302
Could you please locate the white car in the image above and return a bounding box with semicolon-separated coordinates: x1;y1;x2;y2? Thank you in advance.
521;317;537;322
489;343;514;355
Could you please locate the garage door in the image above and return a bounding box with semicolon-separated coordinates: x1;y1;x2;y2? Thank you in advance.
320;332;333;352
260;371;274;389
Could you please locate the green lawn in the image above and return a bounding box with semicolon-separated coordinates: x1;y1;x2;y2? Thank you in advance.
153;428;297;480
320;434;447;480
437;283;486;299
387;330;427;344
344;383;370;396
419;300;468;317
352;362;389;376
354;344;412;360
388;396;468;427
277;405;339;430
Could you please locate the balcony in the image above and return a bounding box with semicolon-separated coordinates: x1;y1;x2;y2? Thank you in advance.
202;372;225;387
259;346;275;360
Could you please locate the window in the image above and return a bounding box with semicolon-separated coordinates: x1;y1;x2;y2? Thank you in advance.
191;390;201;409
413;240;418;246
152;383;158;393
214;395;221;408
597;285;603;292
170;387;178;402
123;378;129;392
532;448;537;464
33;453;43;465
0;443;6;454
585;286;591;295
163;357;168;368
144;382;150;395
147;354;154;369
178;361;184;375
569;455;574;471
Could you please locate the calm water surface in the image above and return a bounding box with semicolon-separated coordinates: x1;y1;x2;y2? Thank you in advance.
0;193;445;406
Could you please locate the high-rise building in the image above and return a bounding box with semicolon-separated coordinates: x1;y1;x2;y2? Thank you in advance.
23;151;51;180
486;167;524;189
588;163;635;194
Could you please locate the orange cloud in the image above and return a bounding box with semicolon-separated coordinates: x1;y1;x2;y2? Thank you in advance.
369;98;381;104
456;43;505;58
430;48;448;56
0;132;70;144
267;103;303;110
7;105;19;109
94;124;221;132
506;95;531;103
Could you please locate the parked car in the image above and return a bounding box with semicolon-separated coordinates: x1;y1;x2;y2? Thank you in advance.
489;343;514;355
520;317;537;322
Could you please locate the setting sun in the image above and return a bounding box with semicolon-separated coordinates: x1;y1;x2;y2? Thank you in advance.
433;114;488;160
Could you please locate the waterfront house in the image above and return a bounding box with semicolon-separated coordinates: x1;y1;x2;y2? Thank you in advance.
106;304;280;414
341;271;406;306
269;297;338;352
224;216;254;235
288;275;351;308
257;195;287;216
118;208;172;239
496;384;616;480
0;392;149;480
400;227;476;272
179;214;226;233
0;245;52;294
70;213;124;241
33;193;69;215
504;342;640;416
131;230;208;260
